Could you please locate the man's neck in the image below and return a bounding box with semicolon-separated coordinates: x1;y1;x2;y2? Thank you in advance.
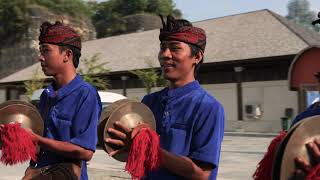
169;77;195;89
53;70;77;90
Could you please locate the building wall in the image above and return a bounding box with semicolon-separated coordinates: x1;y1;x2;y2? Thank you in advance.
202;83;238;122
203;81;298;132
233;80;297;132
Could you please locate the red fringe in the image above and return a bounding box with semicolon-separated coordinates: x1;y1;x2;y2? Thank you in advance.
253;130;287;180
0;123;37;165
307;164;320;180
125;128;161;180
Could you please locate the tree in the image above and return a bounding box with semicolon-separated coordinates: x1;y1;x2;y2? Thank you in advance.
146;0;181;17
114;0;149;16
32;0;93;18
0;0;30;47
78;53;110;90
286;0;319;32
23;67;46;101
92;0;182;38
92;1;127;38
130;61;167;94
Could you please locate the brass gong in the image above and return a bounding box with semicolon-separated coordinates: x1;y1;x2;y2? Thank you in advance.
97;99;133;148
272;115;320;180
98;100;156;162
0;100;44;136
272;121;302;180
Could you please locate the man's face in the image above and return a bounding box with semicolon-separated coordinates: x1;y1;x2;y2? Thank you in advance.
158;41;197;83
38;43;65;76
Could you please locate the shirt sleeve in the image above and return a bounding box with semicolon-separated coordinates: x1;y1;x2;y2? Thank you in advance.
189;99;225;167
290;104;320;127
141;94;153;106
70;88;102;151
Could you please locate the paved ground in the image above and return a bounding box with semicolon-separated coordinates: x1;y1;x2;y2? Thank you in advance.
218;135;273;180
0;134;274;180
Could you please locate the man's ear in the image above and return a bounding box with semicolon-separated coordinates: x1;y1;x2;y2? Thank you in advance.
63;49;73;63
194;51;203;65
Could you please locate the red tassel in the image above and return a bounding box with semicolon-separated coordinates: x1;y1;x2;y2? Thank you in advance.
125;128;161;180
307;164;320;180
0;123;37;165
253;130;287;180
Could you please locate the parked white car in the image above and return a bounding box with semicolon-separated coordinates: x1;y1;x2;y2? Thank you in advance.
98;91;127;109
31;89;126;109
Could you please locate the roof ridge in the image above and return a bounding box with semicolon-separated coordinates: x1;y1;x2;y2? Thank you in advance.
193;9;270;24
267;10;315;46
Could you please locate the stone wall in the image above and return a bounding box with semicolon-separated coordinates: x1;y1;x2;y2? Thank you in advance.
0;6;96;79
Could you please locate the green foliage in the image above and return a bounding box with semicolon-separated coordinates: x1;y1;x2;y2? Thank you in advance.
286;0;319;32
78;54;110;90
131;69;158;94
115;0;149;16
23;68;46;101
130;61;167;94
93;1;127;38
32;0;93;18
92;0;182;38
146;0;179;17
0;0;29;46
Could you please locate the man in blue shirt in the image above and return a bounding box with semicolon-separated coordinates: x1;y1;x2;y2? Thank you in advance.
106;15;225;180
23;22;102;180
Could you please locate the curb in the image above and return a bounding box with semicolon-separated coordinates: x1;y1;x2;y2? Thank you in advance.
224;131;278;138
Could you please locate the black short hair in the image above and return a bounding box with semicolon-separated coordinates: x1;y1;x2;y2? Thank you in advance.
188;44;203;77
59;45;81;68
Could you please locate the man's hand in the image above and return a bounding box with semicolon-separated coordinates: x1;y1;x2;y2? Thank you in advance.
292;138;320;179
105;122;151;156
105;121;132;156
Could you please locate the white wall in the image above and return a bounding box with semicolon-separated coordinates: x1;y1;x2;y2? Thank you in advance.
202;83;238;122
241;80;297;132
243;81;297;118
194;81;297;132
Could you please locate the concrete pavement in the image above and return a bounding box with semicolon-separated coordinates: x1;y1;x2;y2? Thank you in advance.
218;135;273;180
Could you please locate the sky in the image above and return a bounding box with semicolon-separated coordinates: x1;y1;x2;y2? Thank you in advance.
95;0;320;22
174;0;320;22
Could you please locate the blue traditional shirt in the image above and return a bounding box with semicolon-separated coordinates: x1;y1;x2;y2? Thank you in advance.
142;80;225;180
291;102;320;127
34;74;102;180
